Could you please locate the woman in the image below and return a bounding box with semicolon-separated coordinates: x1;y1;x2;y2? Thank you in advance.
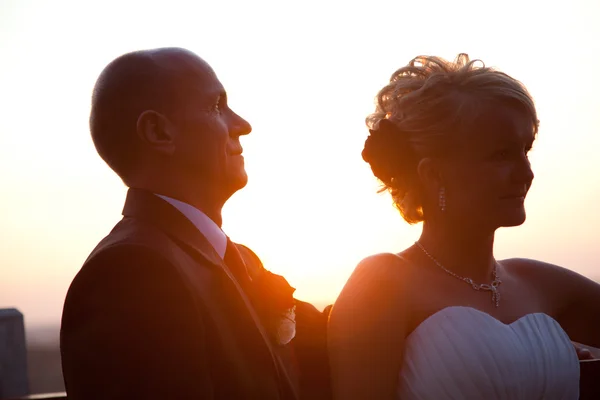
328;54;600;399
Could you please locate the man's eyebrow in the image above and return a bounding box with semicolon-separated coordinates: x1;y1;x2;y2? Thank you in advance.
208;90;226;103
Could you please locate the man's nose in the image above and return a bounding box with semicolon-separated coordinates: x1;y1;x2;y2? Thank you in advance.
230;111;252;137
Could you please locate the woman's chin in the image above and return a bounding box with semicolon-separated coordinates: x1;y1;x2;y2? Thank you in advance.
499;212;527;228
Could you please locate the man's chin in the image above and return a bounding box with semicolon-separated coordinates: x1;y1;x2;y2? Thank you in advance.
226;172;248;195
233;177;248;192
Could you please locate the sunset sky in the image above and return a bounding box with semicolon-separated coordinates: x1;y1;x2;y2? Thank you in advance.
1;0;599;329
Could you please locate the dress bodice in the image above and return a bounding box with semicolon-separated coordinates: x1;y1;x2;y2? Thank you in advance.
397;306;579;399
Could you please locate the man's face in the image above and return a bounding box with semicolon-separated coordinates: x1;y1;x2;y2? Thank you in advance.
169;55;252;201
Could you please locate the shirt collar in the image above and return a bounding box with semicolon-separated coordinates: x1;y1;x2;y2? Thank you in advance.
155;194;227;259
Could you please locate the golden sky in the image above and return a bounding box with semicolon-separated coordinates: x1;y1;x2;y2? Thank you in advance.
1;0;599;328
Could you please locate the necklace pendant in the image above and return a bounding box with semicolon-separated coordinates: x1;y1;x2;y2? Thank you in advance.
414;241;502;307
491;287;500;307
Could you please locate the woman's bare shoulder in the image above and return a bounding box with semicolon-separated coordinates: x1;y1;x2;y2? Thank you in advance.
502;257;587;282
501;257;600;308
329;252;413;327
350;252;413;281
328;252;414;399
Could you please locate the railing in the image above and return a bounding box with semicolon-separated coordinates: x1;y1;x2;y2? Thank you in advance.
1;308;599;400
5;394;66;400
0;309;66;400
0;309;29;399
4;369;599;400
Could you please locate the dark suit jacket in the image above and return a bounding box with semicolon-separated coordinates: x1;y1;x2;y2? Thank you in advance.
580;360;600;400
60;188;330;400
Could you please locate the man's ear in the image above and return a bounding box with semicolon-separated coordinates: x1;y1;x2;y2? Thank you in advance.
417;157;444;195
136;110;176;156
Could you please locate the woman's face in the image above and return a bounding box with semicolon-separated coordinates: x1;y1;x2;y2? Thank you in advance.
439;104;536;231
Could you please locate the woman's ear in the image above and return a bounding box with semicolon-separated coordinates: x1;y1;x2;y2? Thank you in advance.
417;157;444;195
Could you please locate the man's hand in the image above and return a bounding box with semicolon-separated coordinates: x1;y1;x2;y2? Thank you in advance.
574;341;597;360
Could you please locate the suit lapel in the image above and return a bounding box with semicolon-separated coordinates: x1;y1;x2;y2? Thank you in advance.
122;188;298;400
122;188;223;268
223;243;299;398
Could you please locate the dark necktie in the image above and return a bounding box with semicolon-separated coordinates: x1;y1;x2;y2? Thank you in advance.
223;238;252;288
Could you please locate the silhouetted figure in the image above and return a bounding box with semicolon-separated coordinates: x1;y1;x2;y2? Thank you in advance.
328;54;600;400
60;48;330;400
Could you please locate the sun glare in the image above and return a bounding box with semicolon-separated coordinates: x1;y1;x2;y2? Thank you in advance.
1;0;599;327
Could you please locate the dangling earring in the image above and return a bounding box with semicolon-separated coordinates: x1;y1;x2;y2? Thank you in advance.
439;186;446;212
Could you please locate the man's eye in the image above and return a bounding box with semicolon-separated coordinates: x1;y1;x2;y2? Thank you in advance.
213;96;227;114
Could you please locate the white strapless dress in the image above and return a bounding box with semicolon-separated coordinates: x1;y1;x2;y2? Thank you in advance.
397;306;580;399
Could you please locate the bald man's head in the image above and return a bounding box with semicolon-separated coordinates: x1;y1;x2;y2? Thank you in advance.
89;47;212;181
89;47;252;202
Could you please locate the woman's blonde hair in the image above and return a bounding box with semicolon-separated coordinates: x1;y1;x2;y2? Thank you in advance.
362;53;538;224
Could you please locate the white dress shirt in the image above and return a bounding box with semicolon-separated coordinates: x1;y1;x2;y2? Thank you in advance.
155;194;227;260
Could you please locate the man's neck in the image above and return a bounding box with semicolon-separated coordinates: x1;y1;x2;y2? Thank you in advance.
129;182;225;227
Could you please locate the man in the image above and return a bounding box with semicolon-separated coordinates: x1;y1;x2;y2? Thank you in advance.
60;47;330;400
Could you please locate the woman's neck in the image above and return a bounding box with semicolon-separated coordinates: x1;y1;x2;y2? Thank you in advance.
417;221;497;283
